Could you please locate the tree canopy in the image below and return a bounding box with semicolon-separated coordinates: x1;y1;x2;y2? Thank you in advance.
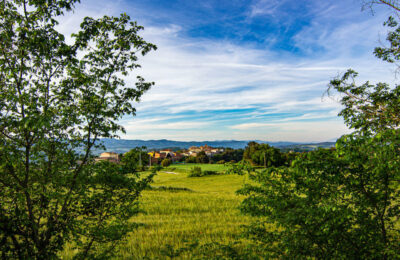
237;2;400;258
0;0;156;258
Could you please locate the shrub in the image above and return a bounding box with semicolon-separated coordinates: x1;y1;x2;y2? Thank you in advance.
185;156;197;163
202;170;220;176
188;168;222;177
188;166;202;177
161;158;172;167
217;160;226;164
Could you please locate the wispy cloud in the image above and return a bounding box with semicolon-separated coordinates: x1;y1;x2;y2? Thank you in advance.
248;0;284;18
56;0;398;142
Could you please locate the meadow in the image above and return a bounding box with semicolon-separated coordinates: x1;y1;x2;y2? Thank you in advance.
162;163;229;173
117;163;255;259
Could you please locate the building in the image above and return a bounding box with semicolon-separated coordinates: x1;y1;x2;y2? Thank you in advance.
184;144;224;157
148;150;183;165
95;152;121;163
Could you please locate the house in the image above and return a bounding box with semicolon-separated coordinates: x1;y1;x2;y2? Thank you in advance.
148;150;183;165
185;144;224;157
96;152;120;163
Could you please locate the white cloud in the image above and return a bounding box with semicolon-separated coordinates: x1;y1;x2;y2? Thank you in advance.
53;0;399;141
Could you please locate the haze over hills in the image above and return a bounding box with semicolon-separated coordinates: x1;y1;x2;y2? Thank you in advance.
93;139;336;154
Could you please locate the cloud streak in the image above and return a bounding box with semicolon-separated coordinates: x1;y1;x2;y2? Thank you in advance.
56;0;398;142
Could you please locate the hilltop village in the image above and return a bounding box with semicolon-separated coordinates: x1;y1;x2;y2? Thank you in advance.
96;144;225;165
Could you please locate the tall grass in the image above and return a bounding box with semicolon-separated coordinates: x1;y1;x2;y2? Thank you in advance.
164;163;229;173
118;170;254;259
61;165;254;259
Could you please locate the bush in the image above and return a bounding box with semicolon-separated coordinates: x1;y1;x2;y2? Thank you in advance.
185;156;197;163
216;160;225;164
188;167;222;177
147;186;193;192
202;170;220;176
161;158;172;167
188;166;202;177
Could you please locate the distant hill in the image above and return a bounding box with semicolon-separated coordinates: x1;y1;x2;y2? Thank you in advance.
279;142;336;152
91;139;336;154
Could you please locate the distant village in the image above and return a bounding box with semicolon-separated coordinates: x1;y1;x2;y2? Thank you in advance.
95;144;224;164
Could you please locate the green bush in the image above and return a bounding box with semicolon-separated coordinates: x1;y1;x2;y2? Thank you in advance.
188;167;222;177
216;160;225;164
202;170;220;176
185;156;197;163
161;159;172;167
188;166;202;177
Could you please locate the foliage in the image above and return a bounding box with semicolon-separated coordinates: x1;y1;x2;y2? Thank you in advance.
328;69;400;134
239;138;400;258
243;142;284;167
146;185;194;192
121;147;149;172
225;160;254;175
149;165;163;172
161;158;172;167
188;166;203;177
202;170;221;176
185;156;197;163
196;151;209;163
0;0;156;258
188;165;224;177
237;5;400;258
163;163;229;174
281;151;301;166
216;160;226;164
211;148;244;163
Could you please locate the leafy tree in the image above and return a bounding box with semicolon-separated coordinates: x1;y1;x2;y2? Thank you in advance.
0;0;156;258
237;2;400;258
211;148;243;163
121;147;149;172
243;142;283;167
196;151;209;163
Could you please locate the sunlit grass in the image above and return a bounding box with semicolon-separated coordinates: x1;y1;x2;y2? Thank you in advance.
61;164;255;259
118;169;254;259
163;163;229;173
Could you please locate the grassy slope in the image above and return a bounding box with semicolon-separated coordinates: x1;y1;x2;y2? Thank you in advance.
119;164;253;259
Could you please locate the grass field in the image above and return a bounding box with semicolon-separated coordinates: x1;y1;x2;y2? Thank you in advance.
116;163;254;259
163;163;230;174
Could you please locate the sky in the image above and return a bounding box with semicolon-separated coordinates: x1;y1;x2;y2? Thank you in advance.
60;0;398;142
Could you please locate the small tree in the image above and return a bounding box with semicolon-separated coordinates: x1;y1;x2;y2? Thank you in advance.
161;158;172;167
243;142;283;167
121;147;149;172
0;0;156;258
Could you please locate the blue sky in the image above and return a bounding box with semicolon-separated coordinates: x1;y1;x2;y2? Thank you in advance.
60;0;397;142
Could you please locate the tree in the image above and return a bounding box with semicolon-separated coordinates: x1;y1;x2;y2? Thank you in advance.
211;148;244;163
237;3;400;258
196;151;209;163
243;142;283;167
121;147;149;172
0;0;156;258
